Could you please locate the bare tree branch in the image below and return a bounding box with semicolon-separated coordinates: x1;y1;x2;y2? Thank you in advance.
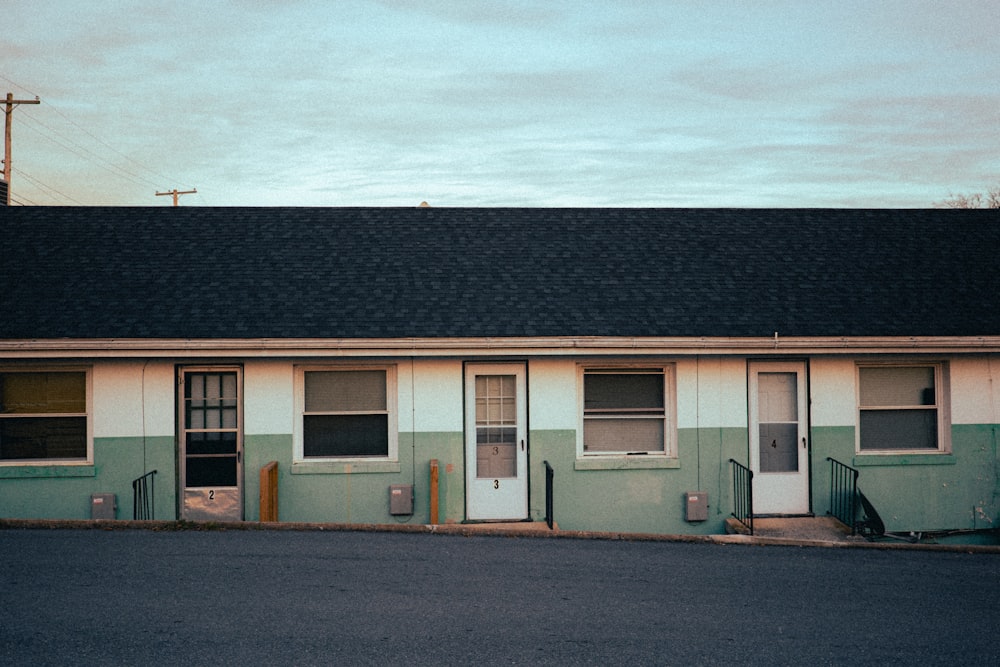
934;183;1000;208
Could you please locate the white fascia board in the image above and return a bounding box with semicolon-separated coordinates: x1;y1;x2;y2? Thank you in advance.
2;336;1000;359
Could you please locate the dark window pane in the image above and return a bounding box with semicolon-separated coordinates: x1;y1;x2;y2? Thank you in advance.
185;455;238;487
186;431;238;455
860;410;937;450
476;427;516;446
476;443;516;478
0;417;87;460
305;371;386;412
304;414;389;457
585;373;663;411
583;418;663;452
758;422;799;472
860;367;935;406
1;372;86;414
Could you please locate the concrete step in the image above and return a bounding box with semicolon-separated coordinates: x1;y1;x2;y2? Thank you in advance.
441;520;558;535
726;516;859;543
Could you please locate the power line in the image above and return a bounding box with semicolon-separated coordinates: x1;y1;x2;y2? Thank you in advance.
10;194;37;206
13;166;84;205
0;74;196;205
14;169;84;206
15;114;162;189
1;74;184;186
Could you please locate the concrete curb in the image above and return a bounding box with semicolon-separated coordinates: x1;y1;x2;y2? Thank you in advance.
2;518;998;553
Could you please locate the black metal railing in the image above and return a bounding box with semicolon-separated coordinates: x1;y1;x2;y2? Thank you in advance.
826;457;858;535
132;470;157;520
543;460;554;530
729;459;753;535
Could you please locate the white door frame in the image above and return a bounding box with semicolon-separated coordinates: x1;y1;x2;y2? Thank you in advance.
748;361;810;515
464;362;528;521
178;365;244;521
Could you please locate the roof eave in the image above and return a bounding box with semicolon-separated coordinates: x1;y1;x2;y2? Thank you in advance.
2;335;1000;359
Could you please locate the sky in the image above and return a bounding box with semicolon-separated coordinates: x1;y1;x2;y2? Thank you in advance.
3;1;999;207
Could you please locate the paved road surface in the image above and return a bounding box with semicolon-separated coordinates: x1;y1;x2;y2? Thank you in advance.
1;528;997;665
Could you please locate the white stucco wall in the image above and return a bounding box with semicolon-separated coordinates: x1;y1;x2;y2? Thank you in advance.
245;361;294;435
676;357;748;429
809;358;856;427
93;361;174;438
405;359;464;432
527;359;577;430
950;356;1000;425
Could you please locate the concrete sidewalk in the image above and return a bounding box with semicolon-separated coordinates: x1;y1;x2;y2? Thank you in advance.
2;517;997;553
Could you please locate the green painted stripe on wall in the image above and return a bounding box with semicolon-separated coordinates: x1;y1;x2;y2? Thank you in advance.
243;432;465;524
3;424;996;532
0;436;173;520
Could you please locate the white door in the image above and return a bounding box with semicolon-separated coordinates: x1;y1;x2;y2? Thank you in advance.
465;363;528;521
179;367;243;521
748;361;809;515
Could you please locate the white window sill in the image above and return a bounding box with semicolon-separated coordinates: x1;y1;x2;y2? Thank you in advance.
575;456;680;471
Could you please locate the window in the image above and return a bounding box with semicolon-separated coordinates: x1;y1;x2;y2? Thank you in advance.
296;366;396;460
581;366;674;456
858;364;947;452
0;370;90;463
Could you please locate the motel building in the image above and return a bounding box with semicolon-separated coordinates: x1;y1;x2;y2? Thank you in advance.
1;206;998;542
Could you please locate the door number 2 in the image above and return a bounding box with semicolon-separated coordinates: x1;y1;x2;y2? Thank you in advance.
208;490;215;501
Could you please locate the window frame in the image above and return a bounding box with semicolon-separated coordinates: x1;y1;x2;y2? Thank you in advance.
577;363;676;459
856;361;950;455
293;364;398;463
0;367;93;466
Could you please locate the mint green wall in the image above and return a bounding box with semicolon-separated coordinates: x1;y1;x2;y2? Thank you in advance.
810;424;1000;533
528;427;748;534
5;425;997;534
0;436;173;520
242;432;464;525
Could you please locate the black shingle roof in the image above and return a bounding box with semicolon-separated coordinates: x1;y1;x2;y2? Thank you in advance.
1;207;998;340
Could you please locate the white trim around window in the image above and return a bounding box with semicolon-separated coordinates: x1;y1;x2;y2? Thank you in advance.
0;366;93;466
856;361;950;455
293;364;398;465
577;363;677;461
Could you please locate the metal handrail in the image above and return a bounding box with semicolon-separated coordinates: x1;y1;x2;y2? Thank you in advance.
543;460;554;530
132;470;157;520
729;459;753;535
826;457;858;535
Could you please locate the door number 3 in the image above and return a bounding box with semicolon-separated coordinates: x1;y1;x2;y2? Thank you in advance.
493;480;500;489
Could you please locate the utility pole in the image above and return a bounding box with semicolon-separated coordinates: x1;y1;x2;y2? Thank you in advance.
156;187;197;206
3;92;41;206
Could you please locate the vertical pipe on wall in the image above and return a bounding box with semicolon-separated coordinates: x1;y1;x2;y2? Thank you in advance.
695;355;701;490
141;360;149;475
989;356;999;527
411;357;417;488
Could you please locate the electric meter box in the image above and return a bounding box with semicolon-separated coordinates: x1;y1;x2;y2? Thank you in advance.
389;484;413;516
91;493;117;520
685;491;708;522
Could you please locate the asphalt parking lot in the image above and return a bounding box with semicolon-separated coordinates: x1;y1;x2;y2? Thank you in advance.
1;526;998;666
